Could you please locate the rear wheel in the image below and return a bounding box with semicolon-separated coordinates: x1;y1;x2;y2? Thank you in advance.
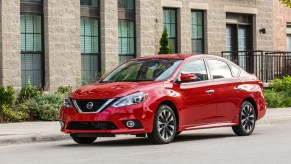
232;101;256;136
71;136;97;144
148;105;177;144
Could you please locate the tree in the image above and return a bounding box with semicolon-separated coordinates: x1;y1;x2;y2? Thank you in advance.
279;0;291;8
158;27;174;54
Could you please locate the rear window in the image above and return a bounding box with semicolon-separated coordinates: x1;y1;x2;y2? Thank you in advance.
207;60;232;79
230;64;240;77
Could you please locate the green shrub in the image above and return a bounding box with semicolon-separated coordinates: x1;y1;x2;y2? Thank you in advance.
17;81;42;104
28;93;65;121
56;86;72;94
264;89;291;108
0;86;15;111
270;76;291;93
1;104;30;122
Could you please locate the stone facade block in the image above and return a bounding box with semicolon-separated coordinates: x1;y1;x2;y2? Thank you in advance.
44;0;81;91
100;0;119;72
136;0;156;57
0;0;21;89
273;0;291;51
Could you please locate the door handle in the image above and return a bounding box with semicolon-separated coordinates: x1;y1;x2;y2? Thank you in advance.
234;86;241;91
205;89;215;94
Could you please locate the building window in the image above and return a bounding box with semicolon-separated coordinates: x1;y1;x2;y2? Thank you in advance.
192;11;204;54
118;0;136;63
163;9;177;53
118;20;135;63
80;18;99;85
287;26;291;51
81;0;98;8
20;14;43;87
118;0;134;10
21;0;42;3
288;35;291;51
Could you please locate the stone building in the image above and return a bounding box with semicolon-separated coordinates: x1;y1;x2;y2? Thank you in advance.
0;0;287;91
273;0;291;51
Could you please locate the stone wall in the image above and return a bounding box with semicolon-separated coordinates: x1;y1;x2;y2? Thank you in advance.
0;0;21;89
154;0;274;55
44;0;81;91
273;0;291;51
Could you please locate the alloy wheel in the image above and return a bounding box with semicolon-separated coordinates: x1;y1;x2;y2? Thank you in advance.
241;104;255;132
157;110;175;140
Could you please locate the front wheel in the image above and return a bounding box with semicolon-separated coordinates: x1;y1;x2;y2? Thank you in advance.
71;136;97;144
232;101;256;136
148;105;177;144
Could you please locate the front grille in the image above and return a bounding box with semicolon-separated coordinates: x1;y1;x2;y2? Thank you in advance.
67;122;118;130
72;99;108;112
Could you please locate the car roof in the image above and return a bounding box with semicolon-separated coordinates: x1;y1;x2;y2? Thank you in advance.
132;54;223;60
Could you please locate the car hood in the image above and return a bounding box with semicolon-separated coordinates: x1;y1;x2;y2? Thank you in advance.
70;81;163;100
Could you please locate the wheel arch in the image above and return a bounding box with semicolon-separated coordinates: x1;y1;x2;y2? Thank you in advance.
158;100;179;130
242;97;258;120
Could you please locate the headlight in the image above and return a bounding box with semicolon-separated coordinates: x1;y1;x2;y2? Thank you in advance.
63;98;72;108
112;92;148;108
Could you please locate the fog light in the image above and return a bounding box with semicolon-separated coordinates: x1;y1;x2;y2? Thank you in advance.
126;121;135;128
60;121;65;129
122;120;143;129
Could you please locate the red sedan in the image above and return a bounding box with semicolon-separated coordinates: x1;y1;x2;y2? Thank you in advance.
60;54;266;144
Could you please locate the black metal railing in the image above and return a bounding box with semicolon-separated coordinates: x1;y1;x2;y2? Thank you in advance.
221;50;291;82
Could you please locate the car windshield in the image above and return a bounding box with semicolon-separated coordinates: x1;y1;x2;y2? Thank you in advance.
102;59;182;82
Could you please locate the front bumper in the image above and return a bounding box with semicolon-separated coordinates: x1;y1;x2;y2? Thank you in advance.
60;103;154;135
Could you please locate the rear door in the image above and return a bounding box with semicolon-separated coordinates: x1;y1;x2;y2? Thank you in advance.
206;59;241;123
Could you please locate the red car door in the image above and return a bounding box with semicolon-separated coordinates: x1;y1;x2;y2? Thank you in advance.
174;59;217;127
206;59;241;123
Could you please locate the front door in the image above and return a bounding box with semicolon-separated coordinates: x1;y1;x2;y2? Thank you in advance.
173;59;217;127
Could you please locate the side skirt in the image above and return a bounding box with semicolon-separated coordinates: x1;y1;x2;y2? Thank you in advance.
179;122;237;132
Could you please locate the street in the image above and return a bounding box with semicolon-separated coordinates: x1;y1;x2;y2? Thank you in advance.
0;121;290;164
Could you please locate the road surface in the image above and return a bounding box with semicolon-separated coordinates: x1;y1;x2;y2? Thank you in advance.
0;121;290;164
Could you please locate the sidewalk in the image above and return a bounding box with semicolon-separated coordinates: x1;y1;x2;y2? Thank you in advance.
0;108;291;146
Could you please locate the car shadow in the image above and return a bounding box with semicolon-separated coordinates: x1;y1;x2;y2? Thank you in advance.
58;133;236;147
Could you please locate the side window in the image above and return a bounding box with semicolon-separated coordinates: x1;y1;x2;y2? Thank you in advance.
207;60;232;79
180;60;208;81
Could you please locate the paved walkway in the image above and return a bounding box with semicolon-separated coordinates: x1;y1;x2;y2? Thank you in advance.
0;108;291;146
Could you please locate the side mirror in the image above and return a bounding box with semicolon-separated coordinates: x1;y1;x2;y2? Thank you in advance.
180;73;198;83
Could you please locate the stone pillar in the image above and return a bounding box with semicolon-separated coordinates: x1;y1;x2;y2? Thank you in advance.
256;0;273;51
44;0;81;91
0;0;21;89
100;0;119;73
178;1;192;54
136;0;156;57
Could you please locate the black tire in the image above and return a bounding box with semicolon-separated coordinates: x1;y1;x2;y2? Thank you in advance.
71;136;97;144
148;105;177;144
232;101;256;136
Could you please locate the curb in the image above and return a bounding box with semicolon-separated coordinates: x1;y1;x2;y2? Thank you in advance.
0;133;70;146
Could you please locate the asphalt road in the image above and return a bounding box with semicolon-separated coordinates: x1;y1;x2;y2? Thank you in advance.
0;121;291;164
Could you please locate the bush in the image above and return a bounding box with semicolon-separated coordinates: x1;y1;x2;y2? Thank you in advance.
1;104;30;122
0;86;15;110
56;86;72;94
270;76;291;92
17;81;42;104
28;93;65;121
264;76;291;108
